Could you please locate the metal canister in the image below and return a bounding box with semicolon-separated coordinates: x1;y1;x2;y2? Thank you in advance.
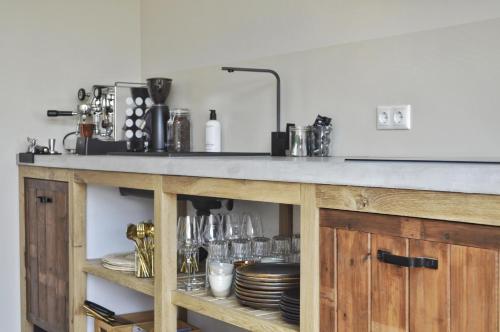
289;126;313;157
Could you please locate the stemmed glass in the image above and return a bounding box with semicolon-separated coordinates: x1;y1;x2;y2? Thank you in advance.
201;214;223;245
177;216;204;290
221;213;242;240
200;214;224;287
241;213;263;239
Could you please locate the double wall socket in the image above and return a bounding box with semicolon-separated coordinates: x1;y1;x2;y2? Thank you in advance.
376;105;411;130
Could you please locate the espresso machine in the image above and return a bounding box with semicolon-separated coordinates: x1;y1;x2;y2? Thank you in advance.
47;82;150;154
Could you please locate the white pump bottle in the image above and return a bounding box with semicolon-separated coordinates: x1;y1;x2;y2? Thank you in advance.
205;109;221;152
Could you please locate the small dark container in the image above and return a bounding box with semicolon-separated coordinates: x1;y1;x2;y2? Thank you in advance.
271;132;288;156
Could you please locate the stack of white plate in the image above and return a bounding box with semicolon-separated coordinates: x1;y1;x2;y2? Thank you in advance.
101;252;135;272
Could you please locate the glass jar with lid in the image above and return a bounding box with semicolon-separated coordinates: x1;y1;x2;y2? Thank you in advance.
171;108;191;152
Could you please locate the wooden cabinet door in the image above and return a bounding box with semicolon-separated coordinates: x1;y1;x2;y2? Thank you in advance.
320;209;500;332
25;179;69;332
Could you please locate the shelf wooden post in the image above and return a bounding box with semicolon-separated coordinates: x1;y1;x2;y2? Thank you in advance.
18;169;33;332
300;184;320;331
155;179;178;332
69;175;87;332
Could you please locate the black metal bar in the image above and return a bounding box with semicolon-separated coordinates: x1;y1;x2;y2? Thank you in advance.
221;67;281;132
377;250;438;269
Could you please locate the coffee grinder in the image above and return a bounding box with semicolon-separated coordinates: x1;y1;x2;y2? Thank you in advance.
146;78;172;152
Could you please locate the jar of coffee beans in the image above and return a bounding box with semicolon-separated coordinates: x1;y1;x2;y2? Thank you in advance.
172;108;191;152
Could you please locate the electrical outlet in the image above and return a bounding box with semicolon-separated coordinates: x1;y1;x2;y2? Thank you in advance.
376;105;411;130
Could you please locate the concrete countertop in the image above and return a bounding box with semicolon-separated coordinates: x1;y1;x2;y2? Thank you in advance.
18;154;500;195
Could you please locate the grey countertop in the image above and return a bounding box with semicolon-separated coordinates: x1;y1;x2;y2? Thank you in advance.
18;154;500;195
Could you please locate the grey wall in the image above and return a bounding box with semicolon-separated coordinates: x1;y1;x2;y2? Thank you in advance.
141;1;500;158
0;1;141;330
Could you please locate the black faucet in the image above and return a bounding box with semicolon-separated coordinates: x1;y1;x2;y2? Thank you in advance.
222;67;287;155
221;67;281;132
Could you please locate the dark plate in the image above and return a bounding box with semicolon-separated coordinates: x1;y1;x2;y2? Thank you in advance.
235;287;283;299
282;288;300;300
235;285;284;296
235;293;282;304
282;316;300;325
281;298;300;310
280;303;300;315
235;279;299;291
237;263;300;279
236;273;300;284
236;275;299;286
281;288;300;305
282;311;300;321
237;298;281;309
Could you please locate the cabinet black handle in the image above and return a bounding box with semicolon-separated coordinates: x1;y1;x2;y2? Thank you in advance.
377;250;438;269
36;196;53;204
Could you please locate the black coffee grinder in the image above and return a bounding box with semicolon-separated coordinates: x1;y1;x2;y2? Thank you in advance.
146;78;172;152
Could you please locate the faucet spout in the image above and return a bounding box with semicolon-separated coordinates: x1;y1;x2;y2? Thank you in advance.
221;67;281;132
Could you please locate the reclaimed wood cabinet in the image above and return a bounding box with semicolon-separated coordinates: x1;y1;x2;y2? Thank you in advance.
320;209;500;332
25;178;69;332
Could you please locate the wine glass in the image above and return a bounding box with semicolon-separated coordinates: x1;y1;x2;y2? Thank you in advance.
201;214;223;246
241;213;263;239
200;214;224;287
221;213;241;240
177;216;204;290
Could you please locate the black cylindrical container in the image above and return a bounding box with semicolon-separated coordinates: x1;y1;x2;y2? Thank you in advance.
146;78;172;152
151;105;168;152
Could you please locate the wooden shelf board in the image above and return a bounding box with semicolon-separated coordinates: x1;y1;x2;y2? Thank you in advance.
82;259;154;296
172;289;299;332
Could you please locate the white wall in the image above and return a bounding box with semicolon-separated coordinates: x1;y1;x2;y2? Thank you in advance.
0;1;141;330
86;186;154;332
141;1;500;158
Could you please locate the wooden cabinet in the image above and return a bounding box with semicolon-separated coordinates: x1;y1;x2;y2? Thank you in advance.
320;209;500;332
25;179;69;332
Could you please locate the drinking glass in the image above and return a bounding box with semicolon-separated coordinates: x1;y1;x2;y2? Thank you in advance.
290;234;301;263
222;213;241;240
200;214;223;247
177;216;204;290
241;213;263;239
252;237;271;260
208;260;233;298
230;239;252;262
207;240;229;288
272;235;291;259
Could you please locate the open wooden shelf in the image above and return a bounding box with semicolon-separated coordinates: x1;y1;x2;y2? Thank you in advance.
82;259;154;296
172;289;299;332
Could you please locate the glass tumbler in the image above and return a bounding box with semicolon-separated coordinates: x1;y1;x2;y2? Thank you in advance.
272;235;291;259
206;240;229;288
230;239;252;262
290;234;301;263
252;237;271;260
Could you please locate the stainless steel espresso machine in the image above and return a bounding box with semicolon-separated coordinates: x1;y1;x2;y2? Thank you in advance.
48;82;150;154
